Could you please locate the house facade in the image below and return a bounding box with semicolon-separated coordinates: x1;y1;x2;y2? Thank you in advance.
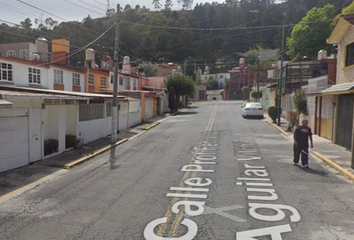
324;15;354;156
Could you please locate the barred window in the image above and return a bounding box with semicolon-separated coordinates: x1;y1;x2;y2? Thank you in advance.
20;50;28;59
0;62;13;81
7;50;16;57
73;73;80;86
79;104;104;121
29;67;41;84
88;73;94;84
100;76;106;87
54;69;63;84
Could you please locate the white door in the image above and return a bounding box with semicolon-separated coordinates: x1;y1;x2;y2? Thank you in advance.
31;108;42;162
0;108;29;173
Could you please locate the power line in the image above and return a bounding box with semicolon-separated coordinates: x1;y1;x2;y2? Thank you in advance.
61;0;106;15
77;0;107;12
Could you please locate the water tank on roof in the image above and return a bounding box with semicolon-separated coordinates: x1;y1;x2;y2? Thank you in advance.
239;58;245;65
317;50;327;60
85;48;95;61
303;56;311;61
123;56;130;65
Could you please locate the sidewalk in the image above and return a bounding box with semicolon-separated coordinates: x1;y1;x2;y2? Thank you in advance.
0;113;174;198
264;114;354;181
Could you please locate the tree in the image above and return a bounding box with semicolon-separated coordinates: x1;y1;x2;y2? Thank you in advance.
286;4;336;60
166;75;195;109
293;89;308;126
20;18;32;29
45;18;58;30
168;87;177;111
140;62;158;77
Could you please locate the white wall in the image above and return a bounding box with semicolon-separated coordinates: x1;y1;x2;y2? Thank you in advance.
3;60;49;88
49;68;85;92
128;100;141;127
78;118;110;144
163;94;170;113
65;105;77;135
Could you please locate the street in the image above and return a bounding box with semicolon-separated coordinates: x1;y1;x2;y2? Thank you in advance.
1;101;354;240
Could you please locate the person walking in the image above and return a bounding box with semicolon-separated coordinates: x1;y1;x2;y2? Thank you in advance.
293;119;313;168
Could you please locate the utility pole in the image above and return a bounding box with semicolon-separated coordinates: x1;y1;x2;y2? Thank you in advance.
277;22;285;126
111;4;120;146
256;55;260;102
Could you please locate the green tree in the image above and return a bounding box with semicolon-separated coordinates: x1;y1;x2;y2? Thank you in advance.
286;4;336;60
168;87;177;111
166;75;195;109
20;18;32;29
140;62;158;77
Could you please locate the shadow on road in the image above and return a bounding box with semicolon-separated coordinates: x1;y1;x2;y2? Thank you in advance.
177;111;199;115
295;165;329;176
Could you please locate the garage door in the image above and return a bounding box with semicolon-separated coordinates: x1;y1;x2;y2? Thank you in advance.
0;108;29;173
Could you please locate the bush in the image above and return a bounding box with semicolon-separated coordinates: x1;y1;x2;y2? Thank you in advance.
268;106;281;123
65;134;76;149
251;91;263;99
44;139;59;156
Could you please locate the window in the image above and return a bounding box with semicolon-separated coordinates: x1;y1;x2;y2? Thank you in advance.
100;76;106;87
132;79;137;89
6;50;16;57
29;67;41;84
119;76;123;85
54;69;63;84
0;62;13;81
111;75;114;84
20;50;28;59
220;75;224;78
124;77;129;86
79;104;104;121
73;73;80;86
88;73;94;84
346;43;354;67
205;76;208;80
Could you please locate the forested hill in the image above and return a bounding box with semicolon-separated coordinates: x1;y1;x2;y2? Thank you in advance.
0;0;351;69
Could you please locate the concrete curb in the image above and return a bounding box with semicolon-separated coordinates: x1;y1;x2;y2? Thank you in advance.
64;138;128;170
144;121;161;130
313;151;354;182
266;119;290;137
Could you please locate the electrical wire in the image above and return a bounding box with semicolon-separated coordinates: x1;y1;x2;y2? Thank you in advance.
61;0;106;15
77;0;107;12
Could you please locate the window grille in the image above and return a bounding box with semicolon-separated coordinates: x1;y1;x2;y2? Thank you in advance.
29;67;41;84
79;104;104;121
73;73;80;86
88;73;94;84
54;69;63;84
0;62;13;81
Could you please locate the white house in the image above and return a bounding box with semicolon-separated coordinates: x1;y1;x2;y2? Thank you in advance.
0;85;133;173
200;72;230;89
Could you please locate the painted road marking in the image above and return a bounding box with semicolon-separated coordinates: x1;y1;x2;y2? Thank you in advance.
201;205;246;223
234;137;301;239
144;105;218;239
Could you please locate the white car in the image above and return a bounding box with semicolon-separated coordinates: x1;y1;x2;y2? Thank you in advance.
241;102;264;118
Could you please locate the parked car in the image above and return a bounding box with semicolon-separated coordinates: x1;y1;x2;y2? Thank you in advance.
241;102;264;118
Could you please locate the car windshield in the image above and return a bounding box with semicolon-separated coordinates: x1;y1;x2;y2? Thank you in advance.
245;103;262;107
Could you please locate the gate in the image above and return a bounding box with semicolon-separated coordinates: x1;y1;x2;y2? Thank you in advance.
336;94;353;149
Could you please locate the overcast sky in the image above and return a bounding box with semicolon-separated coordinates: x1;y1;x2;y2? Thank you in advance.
1;0;226;25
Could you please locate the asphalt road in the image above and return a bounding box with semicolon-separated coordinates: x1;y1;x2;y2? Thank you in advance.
1;101;354;240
